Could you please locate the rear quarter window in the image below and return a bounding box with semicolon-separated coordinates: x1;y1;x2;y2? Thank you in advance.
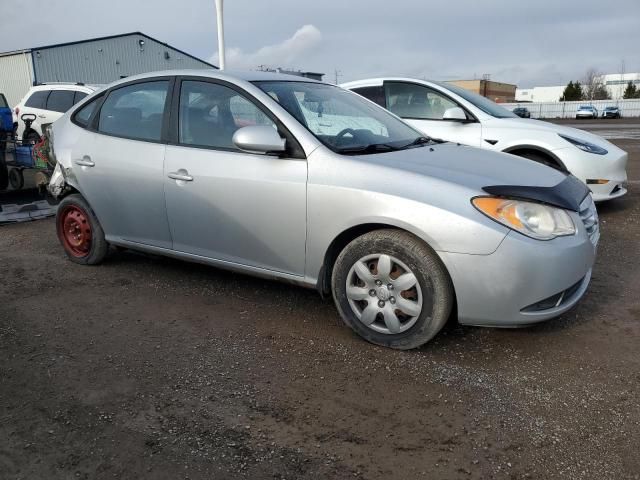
72;95;102;128
25;90;50;109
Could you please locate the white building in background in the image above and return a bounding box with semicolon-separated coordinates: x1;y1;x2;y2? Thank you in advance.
515;72;640;103
601;72;640;99
515;86;565;103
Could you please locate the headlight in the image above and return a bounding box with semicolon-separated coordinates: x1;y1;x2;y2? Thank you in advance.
559;134;608;155
472;197;576;240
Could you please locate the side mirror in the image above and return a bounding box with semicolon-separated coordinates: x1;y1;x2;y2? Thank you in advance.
442;107;467;122
232;126;286;155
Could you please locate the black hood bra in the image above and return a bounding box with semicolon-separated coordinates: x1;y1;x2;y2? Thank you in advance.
482;174;590;212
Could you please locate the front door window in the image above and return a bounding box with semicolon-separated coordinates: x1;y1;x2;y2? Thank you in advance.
385;82;459;120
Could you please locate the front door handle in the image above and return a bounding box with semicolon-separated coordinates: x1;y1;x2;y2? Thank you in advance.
37;114;46;119
168;171;193;182
75;156;95;167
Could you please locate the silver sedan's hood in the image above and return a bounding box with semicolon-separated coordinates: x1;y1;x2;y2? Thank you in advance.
364;142;568;191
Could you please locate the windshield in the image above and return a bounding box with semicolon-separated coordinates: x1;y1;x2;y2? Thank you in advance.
436;82;518;119
253;81;428;154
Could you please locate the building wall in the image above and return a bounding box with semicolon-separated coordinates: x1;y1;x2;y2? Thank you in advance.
447;79;516;103
0;51;34;106
601;73;640;99
517;73;640;103
32;33;212;85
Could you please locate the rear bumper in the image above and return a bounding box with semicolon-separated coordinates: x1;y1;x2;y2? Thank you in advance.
438;225;596;327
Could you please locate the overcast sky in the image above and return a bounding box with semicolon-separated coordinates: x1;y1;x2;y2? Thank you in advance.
1;0;639;87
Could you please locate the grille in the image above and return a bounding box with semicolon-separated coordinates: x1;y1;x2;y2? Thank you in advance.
579;195;599;246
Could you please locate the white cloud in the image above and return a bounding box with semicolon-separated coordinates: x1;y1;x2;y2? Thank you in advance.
210;24;322;70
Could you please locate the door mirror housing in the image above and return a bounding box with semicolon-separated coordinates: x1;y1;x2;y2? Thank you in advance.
442;107;467;122
232;126;286;154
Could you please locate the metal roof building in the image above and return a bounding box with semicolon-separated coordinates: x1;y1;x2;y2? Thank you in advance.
0;32;216;106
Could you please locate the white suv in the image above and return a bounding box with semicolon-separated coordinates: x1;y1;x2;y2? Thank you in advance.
13;83;100;140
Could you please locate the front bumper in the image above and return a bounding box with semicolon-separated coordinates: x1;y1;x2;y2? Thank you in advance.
554;147;628;202
438;216;596;327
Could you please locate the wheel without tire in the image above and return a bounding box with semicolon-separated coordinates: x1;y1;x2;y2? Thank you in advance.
331;229;454;350
56;194;108;265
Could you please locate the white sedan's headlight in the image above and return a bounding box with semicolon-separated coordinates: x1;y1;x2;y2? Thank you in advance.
559;134;608;155
473;197;576;240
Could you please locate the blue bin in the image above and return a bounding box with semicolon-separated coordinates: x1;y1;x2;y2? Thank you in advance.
15;146;34;167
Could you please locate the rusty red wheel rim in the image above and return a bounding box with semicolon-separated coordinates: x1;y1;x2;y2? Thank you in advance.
59;205;92;257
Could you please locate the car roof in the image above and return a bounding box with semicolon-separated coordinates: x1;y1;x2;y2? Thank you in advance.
29;83;101;92
100;69;321;87
341;77;439;89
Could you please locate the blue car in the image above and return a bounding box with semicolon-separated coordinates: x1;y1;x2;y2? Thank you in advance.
0;93;14;138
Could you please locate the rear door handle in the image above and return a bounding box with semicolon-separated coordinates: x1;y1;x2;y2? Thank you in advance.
168;171;193;182
37;114;46;119
74;156;95;167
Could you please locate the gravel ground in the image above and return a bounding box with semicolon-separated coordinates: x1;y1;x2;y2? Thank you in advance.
1;133;639;480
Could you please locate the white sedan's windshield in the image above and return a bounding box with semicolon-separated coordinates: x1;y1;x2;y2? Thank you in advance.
254;81;427;154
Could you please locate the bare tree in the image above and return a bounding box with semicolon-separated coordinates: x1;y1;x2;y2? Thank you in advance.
582;68;610;101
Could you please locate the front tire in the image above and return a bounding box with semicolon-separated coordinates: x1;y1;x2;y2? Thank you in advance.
56;194;108;265
331;229;454;350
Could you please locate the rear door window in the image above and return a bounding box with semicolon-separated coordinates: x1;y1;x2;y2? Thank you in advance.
25;90;50;109
98;81;169;141
46;90;76;113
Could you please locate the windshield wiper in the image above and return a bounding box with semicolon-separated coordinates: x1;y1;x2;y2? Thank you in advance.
336;143;399;155
397;136;434;150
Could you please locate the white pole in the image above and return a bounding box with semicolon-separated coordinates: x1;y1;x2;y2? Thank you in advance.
215;0;225;70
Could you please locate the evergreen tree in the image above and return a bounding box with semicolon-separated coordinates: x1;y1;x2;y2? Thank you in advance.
573;81;584;100
623;81;638;99
560;81;583;101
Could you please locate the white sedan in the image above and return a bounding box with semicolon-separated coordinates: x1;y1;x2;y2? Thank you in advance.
342;78;628;201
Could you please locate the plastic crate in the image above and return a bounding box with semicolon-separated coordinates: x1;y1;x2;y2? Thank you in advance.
15;145;35;167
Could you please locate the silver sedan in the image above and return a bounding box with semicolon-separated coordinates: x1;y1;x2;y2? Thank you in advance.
47;70;598;349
